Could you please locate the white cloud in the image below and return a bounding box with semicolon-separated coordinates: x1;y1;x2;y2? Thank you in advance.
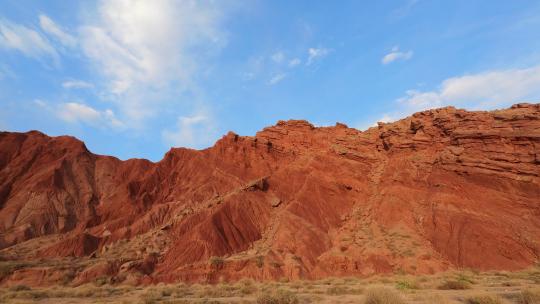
268;73;286;85
358;64;540;131
307;47;330;65
39;14;76;47
398;65;540;109
33;99;47;107
377;114;395;124
162;111;217;148
79;0;227;121
57;102;124;128
62;79;94;89
382;46;413;64
355;114;396;131
360;64;540;131
288;58;301;67
271;51;284;63
58;102;100;123
0;18;58;62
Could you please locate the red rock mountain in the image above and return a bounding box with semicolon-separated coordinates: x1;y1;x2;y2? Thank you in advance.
0;104;539;286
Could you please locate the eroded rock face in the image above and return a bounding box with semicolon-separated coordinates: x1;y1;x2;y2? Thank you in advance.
0;104;539;286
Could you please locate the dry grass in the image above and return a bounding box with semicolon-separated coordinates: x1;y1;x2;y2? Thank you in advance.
438;279;471;290
1;268;540;304
256;289;299;304
326;285;363;295
518;288;540;304
465;294;504;304
419;294;452;304
364;287;405;304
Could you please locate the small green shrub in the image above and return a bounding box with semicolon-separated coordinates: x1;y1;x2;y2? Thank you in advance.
457;273;476;284
395;279;419;290
209;256;224;268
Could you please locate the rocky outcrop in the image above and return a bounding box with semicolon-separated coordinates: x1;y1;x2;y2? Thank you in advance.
0;103;538;286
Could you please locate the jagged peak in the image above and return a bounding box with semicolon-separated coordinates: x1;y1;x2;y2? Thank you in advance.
275;119;315;129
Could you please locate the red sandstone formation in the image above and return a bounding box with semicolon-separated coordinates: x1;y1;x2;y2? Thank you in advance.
0;103;539;286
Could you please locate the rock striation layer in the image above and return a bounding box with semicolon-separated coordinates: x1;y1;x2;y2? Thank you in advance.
0;104;539;286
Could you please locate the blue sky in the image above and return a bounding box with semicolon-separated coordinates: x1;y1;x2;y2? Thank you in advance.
1;1;540;161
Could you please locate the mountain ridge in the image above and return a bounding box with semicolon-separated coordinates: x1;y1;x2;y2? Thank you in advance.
0;103;539;286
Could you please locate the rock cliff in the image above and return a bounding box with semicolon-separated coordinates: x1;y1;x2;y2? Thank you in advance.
0;104;539;286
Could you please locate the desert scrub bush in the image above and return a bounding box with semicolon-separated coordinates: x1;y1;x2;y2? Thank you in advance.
0;261;28;279
73;285;118;298
326;285;363;295
12;290;49;299
9;284;31;291
141;289;163;304
256;289;299;304
236;279;257;295
239;283;257;295
171;285;192;297
518;289;540;304
527;271;540;284
326;285;348;295
421;294;451;304
395;279;420;290
343;276;360;283
218;283;241;296
438;279;471;290
62;269;77;285
301;281;315;291
45;289;74;298
160;286;174;297
289;280;303;290
466;294;504;304
255;255;265;268
196;283;238;298
320;277;339;285
209;256;224;268
416;276;429;283
456;273;476;284
94;276;109;286
364;287;405;304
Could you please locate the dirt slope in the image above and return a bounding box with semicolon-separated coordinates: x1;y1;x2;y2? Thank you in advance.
0;103;539;286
